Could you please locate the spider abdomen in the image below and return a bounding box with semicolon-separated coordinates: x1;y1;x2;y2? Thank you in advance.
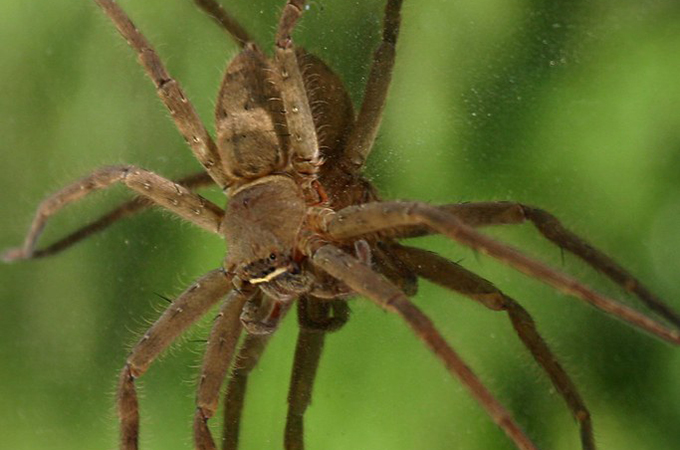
216;44;287;180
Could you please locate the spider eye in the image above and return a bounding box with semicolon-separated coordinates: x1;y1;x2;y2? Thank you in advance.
269;253;277;261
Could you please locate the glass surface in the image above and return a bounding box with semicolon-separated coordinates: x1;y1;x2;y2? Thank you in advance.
1;0;679;449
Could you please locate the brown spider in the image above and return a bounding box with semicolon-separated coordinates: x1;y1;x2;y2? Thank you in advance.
3;0;680;449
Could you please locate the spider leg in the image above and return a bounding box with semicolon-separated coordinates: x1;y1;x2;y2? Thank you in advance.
194;286;256;450
388;201;680;329
389;244;595;450
309;244;538;450
342;0;403;172
194;0;254;47
385;202;528;239
197;0;355;168
222;292;300;449
285;298;349;450
275;0;306;47
119;269;233;450
2;166;223;262
17;171;214;260
316;201;680;345
478;202;680;328
274;1;322;178
94;0;232;188
223;332;272;450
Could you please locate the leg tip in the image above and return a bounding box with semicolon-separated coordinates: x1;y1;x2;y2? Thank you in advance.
2;247;28;263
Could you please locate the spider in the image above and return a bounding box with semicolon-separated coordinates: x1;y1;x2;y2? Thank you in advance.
3;0;680;449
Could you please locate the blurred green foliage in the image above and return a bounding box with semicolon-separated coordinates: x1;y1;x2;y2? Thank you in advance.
1;0;680;449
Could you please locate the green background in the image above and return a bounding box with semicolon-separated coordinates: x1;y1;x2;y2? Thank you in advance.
2;0;680;449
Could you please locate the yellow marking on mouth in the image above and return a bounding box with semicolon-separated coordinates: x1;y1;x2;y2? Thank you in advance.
249;267;288;284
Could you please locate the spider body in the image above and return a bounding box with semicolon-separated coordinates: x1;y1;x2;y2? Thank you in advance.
224;177;306;272
224;175;316;310
216;45;286;180
3;1;680;450
217;37;389;318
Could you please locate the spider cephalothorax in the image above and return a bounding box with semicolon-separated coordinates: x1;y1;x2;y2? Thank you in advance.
223;178;306;268
3;1;679;450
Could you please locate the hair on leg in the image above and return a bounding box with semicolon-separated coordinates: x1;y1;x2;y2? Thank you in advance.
17;171;214;260
194;0;254;47
318;201;680;344
194;286;256;450
343;0;404;172
389;244;595;450
94;0;232;187
274;0;323;180
387;201;680;329
284;298;349;449
119;269;232;450
222;331;272;450
3;166;223;262
310;243;539;450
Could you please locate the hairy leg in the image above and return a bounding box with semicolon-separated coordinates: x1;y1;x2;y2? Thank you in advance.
3;166;222;262
195;0;355;165
195;286;256;450
13;170;214;260
388;201;680;328
384;202;528;238
274;0;322;180
194;0;253;47
317;201;680;344
343;0;404;172
390;244;594;450
94;0;232;187
118;269;232;450
222;332;272;450
310;243;538;450
285;298;349;450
